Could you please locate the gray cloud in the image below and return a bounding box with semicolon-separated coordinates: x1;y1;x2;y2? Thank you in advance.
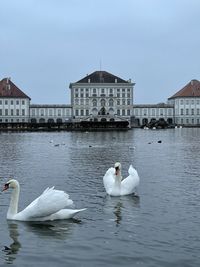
1;0;200;104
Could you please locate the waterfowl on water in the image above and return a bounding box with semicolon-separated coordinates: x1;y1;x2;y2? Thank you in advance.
103;162;140;196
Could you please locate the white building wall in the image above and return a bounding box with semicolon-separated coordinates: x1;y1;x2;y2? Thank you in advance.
170;97;200;125
0;98;30;123
70;82;134;121
30;105;72;123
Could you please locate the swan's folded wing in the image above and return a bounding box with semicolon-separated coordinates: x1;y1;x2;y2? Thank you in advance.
103;167;115;194
21;187;73;219
121;165;140;195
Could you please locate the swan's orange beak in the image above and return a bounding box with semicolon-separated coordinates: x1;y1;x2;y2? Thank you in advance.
2;183;9;192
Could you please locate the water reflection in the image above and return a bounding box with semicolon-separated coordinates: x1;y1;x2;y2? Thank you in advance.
3;222;21;264
104;194;140;226
3;219;81;264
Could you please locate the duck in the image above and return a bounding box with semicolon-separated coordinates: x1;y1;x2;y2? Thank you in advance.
2;179;86;221
103;162;140;196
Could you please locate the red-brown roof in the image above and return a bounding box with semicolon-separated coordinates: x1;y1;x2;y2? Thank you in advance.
168;79;200;99
0;78;31;99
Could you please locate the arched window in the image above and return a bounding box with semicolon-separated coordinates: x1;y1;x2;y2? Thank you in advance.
92;99;97;107
109;99;114;107
101;99;105;107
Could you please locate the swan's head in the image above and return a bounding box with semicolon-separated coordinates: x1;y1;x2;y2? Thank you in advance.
2;179;19;191
114;162;121;176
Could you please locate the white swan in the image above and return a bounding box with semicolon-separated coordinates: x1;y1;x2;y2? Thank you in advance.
3;179;86;221
103;162;140;196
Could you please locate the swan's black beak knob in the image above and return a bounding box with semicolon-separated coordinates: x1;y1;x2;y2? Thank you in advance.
2;183;9;192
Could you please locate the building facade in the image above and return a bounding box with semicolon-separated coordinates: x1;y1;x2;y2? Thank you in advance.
69;71;134;122
30;104;72;123
0;78;31;123
132;103;174;127
168;79;200;126
1;75;200;127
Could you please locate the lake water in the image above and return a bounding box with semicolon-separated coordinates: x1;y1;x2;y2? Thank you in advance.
0;128;200;267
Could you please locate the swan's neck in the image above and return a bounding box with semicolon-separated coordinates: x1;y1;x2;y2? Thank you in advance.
115;172;122;185
7;186;20;218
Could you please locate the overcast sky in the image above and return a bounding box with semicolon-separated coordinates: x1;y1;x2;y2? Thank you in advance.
1;0;200;104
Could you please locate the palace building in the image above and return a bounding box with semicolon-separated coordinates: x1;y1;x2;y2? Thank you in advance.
69;71;134;123
0;72;200;127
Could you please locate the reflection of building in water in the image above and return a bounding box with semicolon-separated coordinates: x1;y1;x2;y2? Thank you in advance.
3;222;21;264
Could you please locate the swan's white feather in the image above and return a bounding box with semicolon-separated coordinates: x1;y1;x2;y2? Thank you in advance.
18;188;73;220
103;167;115;195
4;180;86;221
103;164;140;196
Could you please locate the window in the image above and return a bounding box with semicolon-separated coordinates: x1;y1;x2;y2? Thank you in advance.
49;109;53;116
31;109;35;116
180;100;183;105
16;100;19;105
117;93;120;98
5;109;8;116
80;99;84;105
127;110;130;116
117;100;120;105
109;99;114;107
122;109;125;116
86;110;89;116
101;99;105;107
117;109;120;115
57;109;61;116
22;109;25;116
5;100;8;105
122;93;125;98
75;110;79;116
93;99;97;107
11;109;14;116
0;100;2;105
16;109;19;116
11;100;13;105
197;109;200;115
22;100;25;105
93;88;96;93
80;93;84;98
181;109;184;115
40;109;44;116
122;100;126;105
0;109;2;115
80;110;84;116
75;93;78;97
191;109;194;115
186;109;189;115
